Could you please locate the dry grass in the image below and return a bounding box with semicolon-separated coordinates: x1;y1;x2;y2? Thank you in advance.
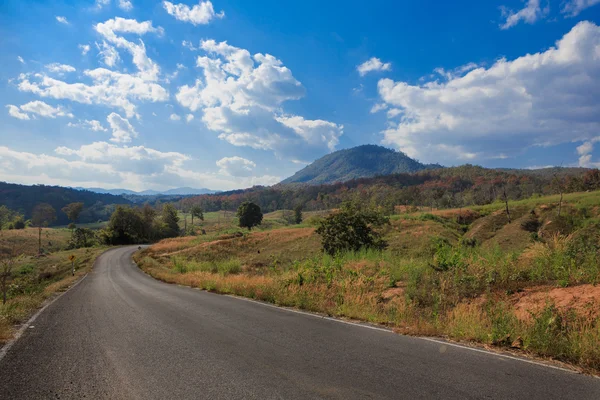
0;246;106;344
0;228;71;257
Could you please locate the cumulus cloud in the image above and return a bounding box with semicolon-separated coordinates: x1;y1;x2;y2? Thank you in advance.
375;21;600;165
7;101;73;120
216;156;256;177
107;112;138;143
499;0;549;30
17;18;168;118
17;56;25;64
45;63;76;74
67;120;107;132
170;113;181;121
357;57;392;76
186;114;194;122
176;39;342;161
6;105;30;120
56;16;69;24
163;1;224;25
562;0;600;17
17;68;168;118
78;44;91;55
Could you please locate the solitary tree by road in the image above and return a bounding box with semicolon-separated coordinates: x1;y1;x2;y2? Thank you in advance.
237;202;263;231
32;203;57;254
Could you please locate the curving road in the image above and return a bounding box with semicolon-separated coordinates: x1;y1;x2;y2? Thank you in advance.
1;246;599;399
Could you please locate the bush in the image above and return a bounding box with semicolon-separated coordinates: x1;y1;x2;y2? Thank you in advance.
316;203;389;255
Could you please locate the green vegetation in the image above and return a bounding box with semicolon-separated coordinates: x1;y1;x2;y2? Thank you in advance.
237;201;263;231
0;246;106;344
0;181;130;226
138;190;600;372
316;203;388;255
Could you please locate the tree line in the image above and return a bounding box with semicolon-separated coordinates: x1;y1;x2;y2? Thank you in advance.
176;166;600;215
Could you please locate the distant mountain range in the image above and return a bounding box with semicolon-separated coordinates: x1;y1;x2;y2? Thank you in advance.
76;187;219;196
281;145;442;185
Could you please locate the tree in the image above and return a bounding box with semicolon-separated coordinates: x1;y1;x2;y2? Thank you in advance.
316;203;389;255
294;205;303;224
103;206;145;245
61;202;84;227
161;204;180;238
237;202;263;231
190;204;204;226
31;203;57;254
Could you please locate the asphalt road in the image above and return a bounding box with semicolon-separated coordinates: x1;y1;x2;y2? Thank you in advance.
1;246;599;399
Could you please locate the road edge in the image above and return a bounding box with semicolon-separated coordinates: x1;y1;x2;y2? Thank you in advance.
0;248;107;363
132;249;591;377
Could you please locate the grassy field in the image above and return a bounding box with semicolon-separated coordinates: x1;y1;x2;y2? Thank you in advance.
0;228;72;257
138;190;600;373
0;246;107;344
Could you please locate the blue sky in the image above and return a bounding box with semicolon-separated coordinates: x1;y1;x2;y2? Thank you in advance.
1;0;599;191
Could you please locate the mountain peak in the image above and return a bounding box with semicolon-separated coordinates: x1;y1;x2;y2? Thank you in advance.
281;145;441;185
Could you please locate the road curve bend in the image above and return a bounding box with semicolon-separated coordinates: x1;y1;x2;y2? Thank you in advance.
1;246;599;399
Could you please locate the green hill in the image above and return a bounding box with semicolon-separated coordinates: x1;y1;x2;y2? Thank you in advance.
0;182;131;226
281;145;441;185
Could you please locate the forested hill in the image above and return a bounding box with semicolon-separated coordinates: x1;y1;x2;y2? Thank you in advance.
0;182;131;225
281;145;441;185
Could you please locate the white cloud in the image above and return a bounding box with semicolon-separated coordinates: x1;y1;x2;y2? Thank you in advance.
0;143;279;191
96;41;120;67
95;0;110;9
17;68;168;118
94;17;164;81
376;21;600;165
576;136;600;167
17;56;25;64
7;101;73;120
186;114;194;122
370;103;388;113
107;113;138;143
499;0;548;30
67;120;107;132
45;63;76;74
562;0;600;17
357;57;391;76
17;18;168;118
79;44;91;55
176;39;342;161
118;0;133;11
216;156;256;177
56;16;69;24
6;105;30;120
163;1;224;25
182;40;199;51
170;113;181;121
